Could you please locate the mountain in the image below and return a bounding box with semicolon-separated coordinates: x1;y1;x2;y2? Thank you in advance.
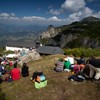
0;23;47;47
81;16;100;22
0;23;46;34
40;16;100;49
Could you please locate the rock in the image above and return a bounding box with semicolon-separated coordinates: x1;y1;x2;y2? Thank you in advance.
18;50;41;65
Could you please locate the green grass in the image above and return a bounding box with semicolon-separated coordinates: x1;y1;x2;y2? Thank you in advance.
0;54;100;100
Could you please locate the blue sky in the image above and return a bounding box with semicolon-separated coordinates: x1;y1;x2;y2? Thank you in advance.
0;0;100;26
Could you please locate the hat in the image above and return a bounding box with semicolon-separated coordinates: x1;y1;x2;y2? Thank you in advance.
64;58;68;61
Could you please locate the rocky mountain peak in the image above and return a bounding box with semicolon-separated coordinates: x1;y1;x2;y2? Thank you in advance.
47;25;54;30
81;16;100;22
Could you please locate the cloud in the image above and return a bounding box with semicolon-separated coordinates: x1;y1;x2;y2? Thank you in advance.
48;16;62;21
49;0;86;15
68;7;93;21
8;16;19;21
22;16;46;21
49;9;63;15
61;0;86;12
0;13;16;17
0;13;65;26
93;11;100;18
11;13;15;16
0;10;100;27
0;13;10;17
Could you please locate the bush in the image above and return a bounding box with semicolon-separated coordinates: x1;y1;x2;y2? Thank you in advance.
63;48;100;57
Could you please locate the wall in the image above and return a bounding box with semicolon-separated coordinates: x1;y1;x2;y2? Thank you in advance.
6;46;29;51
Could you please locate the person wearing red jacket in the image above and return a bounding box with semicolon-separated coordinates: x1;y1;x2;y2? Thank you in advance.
11;62;20;80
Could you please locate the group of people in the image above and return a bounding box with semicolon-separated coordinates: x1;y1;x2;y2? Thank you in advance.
0;54;100;84
54;55;100;81
0;59;29;83
54;55;85;72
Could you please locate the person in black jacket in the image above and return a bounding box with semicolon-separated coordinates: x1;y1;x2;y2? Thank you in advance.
21;62;29;77
74;56;85;65
87;58;100;80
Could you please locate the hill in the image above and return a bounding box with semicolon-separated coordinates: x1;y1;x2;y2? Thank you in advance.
1;54;100;100
40;16;100;48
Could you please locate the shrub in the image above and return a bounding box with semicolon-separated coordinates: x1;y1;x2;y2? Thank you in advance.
63;48;100;57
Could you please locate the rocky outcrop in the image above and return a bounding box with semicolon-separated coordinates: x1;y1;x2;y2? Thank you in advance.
46;33;100;48
18;50;41;65
81;37;100;48
40;25;61;39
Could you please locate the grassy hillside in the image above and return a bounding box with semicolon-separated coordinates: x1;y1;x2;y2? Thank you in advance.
0;54;100;100
57;21;100;41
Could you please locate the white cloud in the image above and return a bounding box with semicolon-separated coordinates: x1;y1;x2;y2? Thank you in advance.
48;16;62;21
68;7;93;22
0;13;19;21
93;11;100;18
9;16;19;21
0;13;64;25
49;9;63;15
49;0;86;15
61;0;86;12
22;16;46;22
0;10;100;27
11;13;15;16
0;13;10;17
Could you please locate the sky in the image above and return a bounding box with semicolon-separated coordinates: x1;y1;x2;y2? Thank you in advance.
0;0;100;26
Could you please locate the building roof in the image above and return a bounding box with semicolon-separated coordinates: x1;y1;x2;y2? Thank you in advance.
36;46;64;55
6;40;36;48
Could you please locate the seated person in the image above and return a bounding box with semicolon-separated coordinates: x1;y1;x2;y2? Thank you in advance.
74;56;85;65
0;62;5;75
11;62;20;80
54;58;64;72
64;58;71;71
21;62;29;77
73;63;80;73
82;64;90;79
66;55;74;65
88;58;100;80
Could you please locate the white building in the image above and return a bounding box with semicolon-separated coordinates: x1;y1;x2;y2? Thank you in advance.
6;40;40;51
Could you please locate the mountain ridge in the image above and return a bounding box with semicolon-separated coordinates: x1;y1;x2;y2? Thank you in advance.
40;16;100;49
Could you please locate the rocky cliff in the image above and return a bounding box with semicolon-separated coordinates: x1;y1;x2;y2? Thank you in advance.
40;16;100;49
40;25;61;39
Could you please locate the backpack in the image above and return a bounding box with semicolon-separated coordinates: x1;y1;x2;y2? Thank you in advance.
32;71;47;89
32;71;46;82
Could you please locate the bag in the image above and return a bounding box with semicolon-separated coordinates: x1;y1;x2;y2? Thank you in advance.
35;80;47;89
32;71;46;82
40;75;46;81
